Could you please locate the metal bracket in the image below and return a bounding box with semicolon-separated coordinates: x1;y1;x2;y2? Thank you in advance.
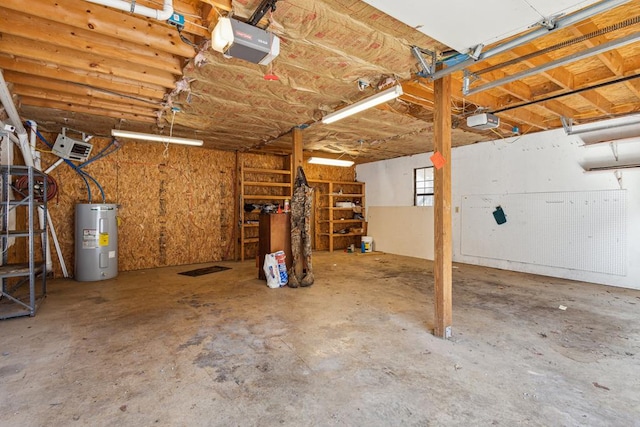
411;46;437;78
248;0;280;26
469;44;484;60
130;0;136;13
462;70;479;95
614;170;623;189
537;13;562;30
560;116;573;134
610;141;619;162
61;127;88;143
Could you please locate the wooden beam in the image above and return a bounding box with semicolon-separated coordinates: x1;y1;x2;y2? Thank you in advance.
401;81;435;108
494;93;580;118
12;85;158;118
199;0;232;12
477;65;583;119
449;78;549;130
433;68;453;339
0;54;166;100
19;97;157;124
572;21;640;100
0;8;183;75
0;0;195;58
510;45;613;115
292;127;304;178
0;34;178;89
3;71;160;109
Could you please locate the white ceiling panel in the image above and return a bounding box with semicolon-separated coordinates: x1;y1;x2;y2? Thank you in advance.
361;0;600;53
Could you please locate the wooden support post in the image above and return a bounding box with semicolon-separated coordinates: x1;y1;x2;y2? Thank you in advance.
291;127;303;178
433;68;453;339
234;151;240;261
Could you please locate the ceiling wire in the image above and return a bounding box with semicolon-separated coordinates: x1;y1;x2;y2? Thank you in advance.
522;0;546;20
75;82;161;106
476;15;640;76
164;108;177;158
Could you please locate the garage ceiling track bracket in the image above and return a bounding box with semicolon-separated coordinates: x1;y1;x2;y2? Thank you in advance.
412;46;437;78
464;31;640;96
428;0;631;80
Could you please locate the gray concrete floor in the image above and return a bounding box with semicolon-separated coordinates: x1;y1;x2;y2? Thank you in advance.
1;251;639;426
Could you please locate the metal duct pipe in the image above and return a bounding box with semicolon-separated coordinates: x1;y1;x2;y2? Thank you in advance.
85;0;173;21
430;0;631;80
465;31;640;95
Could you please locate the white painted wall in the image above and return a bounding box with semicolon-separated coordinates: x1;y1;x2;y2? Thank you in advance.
367;207;434;259
357;125;640;290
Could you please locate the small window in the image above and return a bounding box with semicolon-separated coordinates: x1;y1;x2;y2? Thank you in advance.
415;167;434;206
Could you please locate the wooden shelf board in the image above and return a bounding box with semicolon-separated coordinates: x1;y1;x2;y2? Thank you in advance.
244;168;291;175
243;238;259;243
243;195;290;200
308;180;364;185
244;182;291;187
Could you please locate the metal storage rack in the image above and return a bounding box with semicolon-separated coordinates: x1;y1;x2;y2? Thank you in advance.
0;165;48;319
239;161;291;261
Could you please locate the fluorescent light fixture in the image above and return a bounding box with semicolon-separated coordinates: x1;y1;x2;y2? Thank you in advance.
321;85;403;124
111;130;203;146
307;157;354;167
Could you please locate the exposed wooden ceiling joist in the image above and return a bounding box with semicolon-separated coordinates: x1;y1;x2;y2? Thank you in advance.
0;0;638;163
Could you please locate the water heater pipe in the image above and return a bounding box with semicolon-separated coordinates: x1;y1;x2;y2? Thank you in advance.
85;0;174;21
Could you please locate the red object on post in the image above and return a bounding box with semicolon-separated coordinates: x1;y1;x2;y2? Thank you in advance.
430;151;447;170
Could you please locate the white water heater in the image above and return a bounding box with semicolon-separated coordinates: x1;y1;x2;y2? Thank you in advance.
75;204;118;281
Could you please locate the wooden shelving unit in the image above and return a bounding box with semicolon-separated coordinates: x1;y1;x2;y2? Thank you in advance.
239;163;291;261
312;180;366;252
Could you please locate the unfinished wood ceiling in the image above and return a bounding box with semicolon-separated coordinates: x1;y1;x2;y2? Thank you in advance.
0;0;639;163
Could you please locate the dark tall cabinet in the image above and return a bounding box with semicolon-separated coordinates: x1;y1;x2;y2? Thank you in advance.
258;213;292;280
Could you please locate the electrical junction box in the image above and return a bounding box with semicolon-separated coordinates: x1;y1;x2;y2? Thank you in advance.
212;17;280;65
167;12;185;28
52;133;93;162
467;113;500;130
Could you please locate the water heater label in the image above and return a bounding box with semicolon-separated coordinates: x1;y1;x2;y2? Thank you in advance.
108;251;116;259
99;233;109;246
82;229;97;249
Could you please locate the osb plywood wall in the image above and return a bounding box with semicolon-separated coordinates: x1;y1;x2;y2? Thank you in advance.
20;133;353;277
35;133;236;276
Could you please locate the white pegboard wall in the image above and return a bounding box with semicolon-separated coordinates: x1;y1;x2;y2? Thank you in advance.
461;190;627;276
